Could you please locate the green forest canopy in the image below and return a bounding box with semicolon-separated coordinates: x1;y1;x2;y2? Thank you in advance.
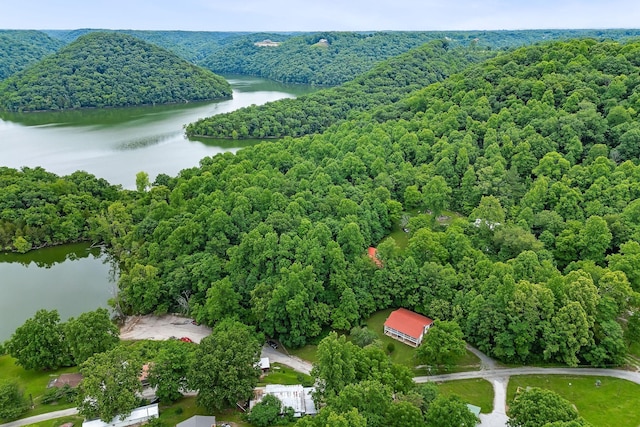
3;38;640;372
0;30;63;80
0;32;232;111
185;40;495;140
202;29;640;86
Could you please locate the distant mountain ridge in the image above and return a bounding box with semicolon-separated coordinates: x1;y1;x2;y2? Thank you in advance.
0;30;63;80
0;32;232;112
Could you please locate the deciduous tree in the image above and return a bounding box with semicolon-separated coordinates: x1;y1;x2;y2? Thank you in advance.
64;308;119;365
508;387;580;427
416;320;466;367
6;309;70;370
188;319;262;412
77;346;143;422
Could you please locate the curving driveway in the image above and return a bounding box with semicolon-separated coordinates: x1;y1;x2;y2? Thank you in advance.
415;346;640;427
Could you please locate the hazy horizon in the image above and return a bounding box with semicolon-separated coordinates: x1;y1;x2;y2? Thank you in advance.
1;0;639;32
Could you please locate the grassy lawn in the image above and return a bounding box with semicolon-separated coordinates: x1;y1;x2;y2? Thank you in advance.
258;363;313;386
0;355;78;419
363;308;417;367
436;379;494;413
21;415;84;427
286;344;318;364
507;375;640;427
414;349;482;376
159;397;250;427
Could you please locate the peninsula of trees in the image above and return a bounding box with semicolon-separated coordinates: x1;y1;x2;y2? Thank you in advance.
185;40;494;139
0;32;232;112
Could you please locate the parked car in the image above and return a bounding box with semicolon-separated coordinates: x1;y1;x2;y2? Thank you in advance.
180;337;193;343
267;340;278;349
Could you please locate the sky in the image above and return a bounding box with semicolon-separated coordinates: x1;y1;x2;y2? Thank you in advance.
0;0;638;32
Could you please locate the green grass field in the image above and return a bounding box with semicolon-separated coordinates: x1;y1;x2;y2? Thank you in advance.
436;378;494;413
20;415;84;427
157;397;250;426
286;344;318;364
258;363;313;386
364;308;417;366
0;355;78;420
507;375;640;427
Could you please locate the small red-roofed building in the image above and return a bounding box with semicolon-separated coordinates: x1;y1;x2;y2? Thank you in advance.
368;247;382;267
383;308;433;347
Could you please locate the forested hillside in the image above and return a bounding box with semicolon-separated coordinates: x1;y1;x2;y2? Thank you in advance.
203;32;449;86
202;29;640;86
0;32;232;111
186;40;494;139
0;30;63;80
44;29;251;63
3;39;640;371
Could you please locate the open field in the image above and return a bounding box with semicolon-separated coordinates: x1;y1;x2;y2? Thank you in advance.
507;375;640;427
436;378;494;413
0;355;77;420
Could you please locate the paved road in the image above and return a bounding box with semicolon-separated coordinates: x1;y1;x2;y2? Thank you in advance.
415;346;640;427
0;408;78;427
414;366;640;384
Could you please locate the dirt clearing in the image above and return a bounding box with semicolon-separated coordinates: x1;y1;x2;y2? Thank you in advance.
120;314;212;343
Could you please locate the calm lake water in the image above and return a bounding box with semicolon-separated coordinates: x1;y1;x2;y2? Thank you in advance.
0;76;316;342
0;75;317;189
0;243;115;342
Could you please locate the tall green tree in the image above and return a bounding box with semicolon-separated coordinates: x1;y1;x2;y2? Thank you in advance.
6;309;70;370
508;388;581;427
426;395;478;427
148;340;194;403
416;320;466;367
311;332;358;401
188;319;262;412
64;308;119;365
77;346;143;422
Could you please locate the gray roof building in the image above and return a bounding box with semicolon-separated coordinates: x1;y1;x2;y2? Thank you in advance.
176;416;217;427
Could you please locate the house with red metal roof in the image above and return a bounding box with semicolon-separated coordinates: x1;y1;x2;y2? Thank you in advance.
383;308;433;347
368;247;382;267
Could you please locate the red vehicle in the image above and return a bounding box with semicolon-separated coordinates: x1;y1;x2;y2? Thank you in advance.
180;337;193;343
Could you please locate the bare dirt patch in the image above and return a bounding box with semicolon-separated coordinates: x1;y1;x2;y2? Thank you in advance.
119;314;212;343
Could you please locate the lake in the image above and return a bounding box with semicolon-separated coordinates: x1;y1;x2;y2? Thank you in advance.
0;76;316;342
0;243;115;342
0;75;317;189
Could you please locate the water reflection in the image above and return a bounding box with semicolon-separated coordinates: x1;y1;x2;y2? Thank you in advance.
0;243;115;342
0;242;102;268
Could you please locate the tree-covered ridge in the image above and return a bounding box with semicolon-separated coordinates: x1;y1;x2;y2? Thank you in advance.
0;30;63;80
202;29;640;86
0;32;232;112
185;40;494;139
203;31;481;86
0;167;121;252
44;29;253;64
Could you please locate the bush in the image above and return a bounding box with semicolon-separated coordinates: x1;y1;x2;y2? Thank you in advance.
0;380;28;420
350;326;378;347
387;342;396;354
41;384;78;404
